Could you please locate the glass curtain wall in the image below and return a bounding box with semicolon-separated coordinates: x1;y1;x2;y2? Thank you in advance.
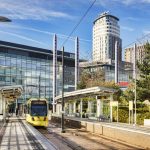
0;51;53;104
0;44;75;107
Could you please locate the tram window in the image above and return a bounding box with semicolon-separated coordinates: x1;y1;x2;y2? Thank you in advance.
31;104;47;116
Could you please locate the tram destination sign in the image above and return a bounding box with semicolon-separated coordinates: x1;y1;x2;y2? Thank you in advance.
31;100;46;105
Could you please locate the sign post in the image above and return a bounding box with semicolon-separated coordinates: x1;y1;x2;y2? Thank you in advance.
129;101;133;124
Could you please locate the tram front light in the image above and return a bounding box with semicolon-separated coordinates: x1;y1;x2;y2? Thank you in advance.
44;117;46;121
32;117;35;121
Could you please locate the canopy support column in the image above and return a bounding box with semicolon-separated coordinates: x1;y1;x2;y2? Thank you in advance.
110;94;113;122
3;96;6;123
88;101;92;114
80;99;83;119
73;102;76;114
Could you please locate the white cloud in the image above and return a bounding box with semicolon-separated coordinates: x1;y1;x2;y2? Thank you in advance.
143;30;150;34
141;0;150;3
0;30;48;46
124;17;140;21
121;26;134;31
101;0;150;5
0;23;91;43
0;0;73;21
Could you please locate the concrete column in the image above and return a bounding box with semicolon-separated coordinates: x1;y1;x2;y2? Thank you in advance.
64;103;67;114
88;101;92;114
97;99;103;117
97;99;100;117
110;94;113;122
80;99;82;119
56;104;61;116
90;101;93;113
73;102;76;114
3;96;6;123
69;103;72;115
0;94;3;115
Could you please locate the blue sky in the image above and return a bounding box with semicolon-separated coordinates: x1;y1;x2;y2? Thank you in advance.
0;0;150;60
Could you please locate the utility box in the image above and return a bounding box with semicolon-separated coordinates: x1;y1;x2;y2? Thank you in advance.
144;119;150;126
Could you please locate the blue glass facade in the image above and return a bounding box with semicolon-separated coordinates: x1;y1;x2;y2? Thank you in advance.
0;41;75;104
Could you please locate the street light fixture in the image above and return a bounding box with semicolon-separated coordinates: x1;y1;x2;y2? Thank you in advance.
0;16;11;22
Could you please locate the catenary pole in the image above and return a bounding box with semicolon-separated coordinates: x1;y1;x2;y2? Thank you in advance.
61;46;65;133
53;34;57;113
115;41;118;83
75;37;79;90
134;43;137;125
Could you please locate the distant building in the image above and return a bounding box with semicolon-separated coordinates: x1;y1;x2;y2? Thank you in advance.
125;44;145;64
79;61;133;84
79;12;132;89
92;11;122;63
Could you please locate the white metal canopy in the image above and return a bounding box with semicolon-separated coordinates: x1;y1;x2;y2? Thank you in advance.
0;85;23;101
55;86;117;102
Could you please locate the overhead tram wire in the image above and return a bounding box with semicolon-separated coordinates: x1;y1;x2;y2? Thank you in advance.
0;24;91;44
59;0;96;50
123;32;150;49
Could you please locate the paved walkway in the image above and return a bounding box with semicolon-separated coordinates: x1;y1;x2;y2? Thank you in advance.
0;117;57;150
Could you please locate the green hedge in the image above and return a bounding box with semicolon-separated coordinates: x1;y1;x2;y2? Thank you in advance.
112;107;128;123
137;112;150;125
112;106;150;125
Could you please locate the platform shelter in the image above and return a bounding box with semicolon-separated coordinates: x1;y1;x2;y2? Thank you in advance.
0;85;23;122
54;86;117;122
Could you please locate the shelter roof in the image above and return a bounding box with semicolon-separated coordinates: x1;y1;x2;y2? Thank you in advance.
0;85;23;101
55;86;117;102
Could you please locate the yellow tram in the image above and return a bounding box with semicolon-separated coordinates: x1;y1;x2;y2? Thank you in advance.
26;98;49;127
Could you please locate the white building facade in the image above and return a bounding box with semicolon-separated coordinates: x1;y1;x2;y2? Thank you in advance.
93;12;122;63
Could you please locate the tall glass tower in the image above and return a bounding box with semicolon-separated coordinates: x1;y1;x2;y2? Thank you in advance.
92;12;122;63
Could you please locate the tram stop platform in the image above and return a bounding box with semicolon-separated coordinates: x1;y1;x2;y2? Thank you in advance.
0;116;57;150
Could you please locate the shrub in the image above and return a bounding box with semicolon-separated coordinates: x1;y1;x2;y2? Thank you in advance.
137;112;150;125
112;107;128;123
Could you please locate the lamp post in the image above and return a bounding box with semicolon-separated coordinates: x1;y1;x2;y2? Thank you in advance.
0;16;11;22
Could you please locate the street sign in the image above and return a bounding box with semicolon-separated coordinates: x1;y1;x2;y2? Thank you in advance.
129;101;133;110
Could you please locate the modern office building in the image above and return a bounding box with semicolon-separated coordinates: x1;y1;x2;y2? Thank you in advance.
0;40;75;106
125;44;145;64
79;61;133;85
92;12;122;63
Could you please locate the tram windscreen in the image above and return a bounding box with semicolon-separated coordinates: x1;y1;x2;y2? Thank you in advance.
31;101;47;116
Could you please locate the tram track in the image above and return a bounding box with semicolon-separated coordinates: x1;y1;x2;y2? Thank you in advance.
36;126;85;150
36;123;142;150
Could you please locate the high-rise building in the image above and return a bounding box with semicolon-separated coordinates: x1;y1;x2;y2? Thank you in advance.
92;12;122;63
125;44;145;64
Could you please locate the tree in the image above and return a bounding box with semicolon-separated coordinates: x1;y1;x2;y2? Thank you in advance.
77;69;106;89
77;69;121;93
136;42;150;101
